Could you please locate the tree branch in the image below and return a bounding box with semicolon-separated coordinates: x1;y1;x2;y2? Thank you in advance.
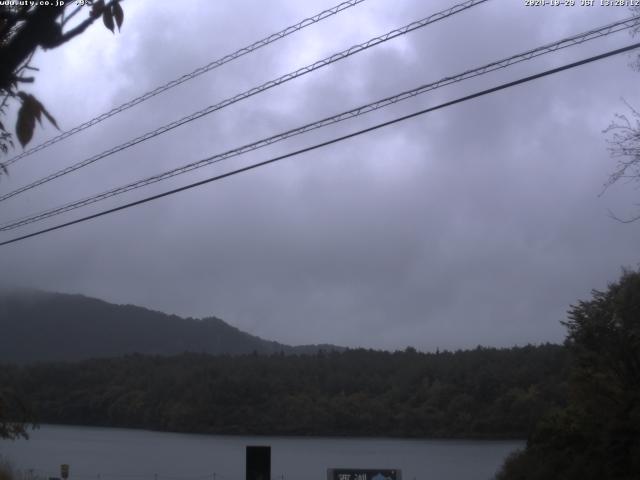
53;15;96;47
606;208;640;224
0;5;64;89
60;5;83;27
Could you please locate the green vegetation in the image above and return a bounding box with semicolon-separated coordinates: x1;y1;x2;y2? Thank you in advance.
0;344;567;438
0;460;12;480
0;389;31;440
0;289;340;363
3;268;638;477
1;1;126;163
496;269;640;479
0;458;44;480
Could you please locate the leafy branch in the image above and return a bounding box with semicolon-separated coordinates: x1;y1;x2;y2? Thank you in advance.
0;0;125;174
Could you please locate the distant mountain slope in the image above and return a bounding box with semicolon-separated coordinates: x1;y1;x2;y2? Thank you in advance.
0;289;340;363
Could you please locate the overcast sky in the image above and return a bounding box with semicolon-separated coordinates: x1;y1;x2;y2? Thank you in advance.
1;0;639;351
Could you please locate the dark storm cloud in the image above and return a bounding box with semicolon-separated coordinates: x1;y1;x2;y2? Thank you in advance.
1;0;639;350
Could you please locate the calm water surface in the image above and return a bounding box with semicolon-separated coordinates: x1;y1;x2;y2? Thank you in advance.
0;425;522;480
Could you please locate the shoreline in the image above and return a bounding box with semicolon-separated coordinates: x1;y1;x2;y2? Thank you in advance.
17;423;527;443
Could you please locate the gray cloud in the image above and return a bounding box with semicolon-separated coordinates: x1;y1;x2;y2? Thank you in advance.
1;0;639;351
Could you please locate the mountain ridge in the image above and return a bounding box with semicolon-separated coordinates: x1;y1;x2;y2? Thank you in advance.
0;288;343;363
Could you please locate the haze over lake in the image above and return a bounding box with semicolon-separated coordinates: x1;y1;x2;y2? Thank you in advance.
1;425;522;480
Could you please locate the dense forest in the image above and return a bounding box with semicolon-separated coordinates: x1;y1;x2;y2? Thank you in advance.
0;344;568;439
497;269;640;479
0;289;340;363
2;269;638;479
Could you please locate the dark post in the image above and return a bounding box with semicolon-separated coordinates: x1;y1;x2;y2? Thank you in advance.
246;445;271;480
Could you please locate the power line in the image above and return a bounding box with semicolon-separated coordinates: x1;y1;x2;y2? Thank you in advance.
2;15;637;233
0;0;489;204
2;41;638;248
1;0;367;168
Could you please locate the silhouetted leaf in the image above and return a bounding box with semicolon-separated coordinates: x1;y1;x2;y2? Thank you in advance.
91;0;105;18
113;1;124;31
14;92;59;146
27;93;57;128
15;102;35;147
39;103;59;130
103;8;114;33
0;163;8;176
25;96;42;125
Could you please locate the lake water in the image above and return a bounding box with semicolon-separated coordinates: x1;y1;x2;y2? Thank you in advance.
0;425;522;480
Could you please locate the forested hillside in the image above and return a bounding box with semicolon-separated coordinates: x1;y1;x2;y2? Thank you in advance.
1;345;568;438
0;289;339;362
496;269;640;479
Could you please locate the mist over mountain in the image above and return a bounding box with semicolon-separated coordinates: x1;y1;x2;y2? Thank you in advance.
0;289;341;363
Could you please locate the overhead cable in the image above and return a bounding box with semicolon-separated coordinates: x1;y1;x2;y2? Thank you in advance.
1;0;368;167
0;0;489;203
2;15;638;232
2;41;639;247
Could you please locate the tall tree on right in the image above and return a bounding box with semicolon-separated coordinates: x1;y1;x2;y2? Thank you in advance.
496;268;640;480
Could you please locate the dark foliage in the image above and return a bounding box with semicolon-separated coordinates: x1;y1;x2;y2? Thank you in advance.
0;344;568;439
0;0;125;159
496;269;640;480
0;386;33;440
